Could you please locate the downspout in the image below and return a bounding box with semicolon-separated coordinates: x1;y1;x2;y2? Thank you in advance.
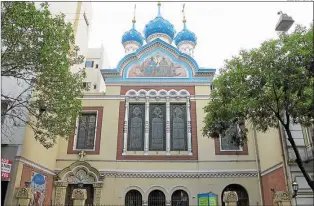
278;127;294;205
253;125;264;206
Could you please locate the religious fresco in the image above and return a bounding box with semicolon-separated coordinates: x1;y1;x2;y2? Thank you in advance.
128;53;188;78
30;172;47;206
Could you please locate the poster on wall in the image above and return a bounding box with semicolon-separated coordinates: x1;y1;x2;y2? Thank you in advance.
30;172;47;206
1;158;12;180
198;193;218;206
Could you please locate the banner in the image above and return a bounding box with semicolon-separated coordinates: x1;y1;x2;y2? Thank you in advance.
1;158;12;179
198;192;218;206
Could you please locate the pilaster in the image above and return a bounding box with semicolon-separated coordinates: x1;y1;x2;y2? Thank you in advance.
93;182;104;206
122;98;129;155
54;182;68;206
166;97;171;155
144;97;150;155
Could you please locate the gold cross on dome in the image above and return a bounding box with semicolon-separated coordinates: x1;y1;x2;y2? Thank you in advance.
78;151;86;161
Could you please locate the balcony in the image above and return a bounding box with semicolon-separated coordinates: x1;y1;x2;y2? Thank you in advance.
287;144;314;164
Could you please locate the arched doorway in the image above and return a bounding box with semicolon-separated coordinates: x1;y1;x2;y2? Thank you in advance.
148;190;166;206
125;189;143;206
221;184;249;206
171;190;189;206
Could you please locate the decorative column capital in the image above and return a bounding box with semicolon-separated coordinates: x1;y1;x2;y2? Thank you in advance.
93;182;104;188
54;181;68;187
273;191;291;203
223;191;238;203
71;188;87;200
15;187;33;199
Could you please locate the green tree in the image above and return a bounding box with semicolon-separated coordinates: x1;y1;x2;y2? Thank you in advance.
1;2;86;148
203;25;314;190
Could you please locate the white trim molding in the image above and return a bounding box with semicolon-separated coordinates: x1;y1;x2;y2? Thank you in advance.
261;162;283;176
15;156;55;175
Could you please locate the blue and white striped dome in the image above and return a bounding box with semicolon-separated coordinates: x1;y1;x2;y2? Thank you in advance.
174;22;197;46
122;21;144;46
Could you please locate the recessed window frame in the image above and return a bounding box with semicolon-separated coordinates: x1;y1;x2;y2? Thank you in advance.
73;110;98;152
219;134;243;152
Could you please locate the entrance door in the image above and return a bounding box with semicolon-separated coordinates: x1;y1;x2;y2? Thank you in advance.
1;181;9;206
64;184;94;206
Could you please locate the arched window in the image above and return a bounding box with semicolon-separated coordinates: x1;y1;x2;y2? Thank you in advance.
221;184;249;206
148;190;166;206
125;190;142;206
171;190;189;206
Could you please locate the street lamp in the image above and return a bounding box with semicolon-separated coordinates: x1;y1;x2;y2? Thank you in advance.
292;181;299;198
275;11;294;32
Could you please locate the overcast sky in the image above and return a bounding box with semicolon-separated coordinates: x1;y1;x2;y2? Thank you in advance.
88;1;313;70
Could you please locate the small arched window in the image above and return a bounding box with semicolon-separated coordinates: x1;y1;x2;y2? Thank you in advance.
221;184;249;206
171;190;189;206
125;190;142;206
148;190;166;206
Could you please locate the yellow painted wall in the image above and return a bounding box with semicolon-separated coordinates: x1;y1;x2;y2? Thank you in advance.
104;85;121;95
20;125;59;170
57;99;120;161
101;177;261;205
256;128;283;172
195;85;211;95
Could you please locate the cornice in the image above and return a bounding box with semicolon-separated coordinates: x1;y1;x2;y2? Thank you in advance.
100;171;257;178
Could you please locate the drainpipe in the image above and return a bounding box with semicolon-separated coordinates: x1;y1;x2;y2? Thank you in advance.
252;125;264;206
278;127;295;205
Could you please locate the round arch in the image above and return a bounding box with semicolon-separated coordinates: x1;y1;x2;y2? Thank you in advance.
221;184;249;206
125;189;143;206
145;185;169;201
123;185;145;202
148;189;166;206
169;185;191;199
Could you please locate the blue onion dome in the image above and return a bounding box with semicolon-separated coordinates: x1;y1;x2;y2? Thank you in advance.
174;18;197;46
144;2;176;42
122;19;144;46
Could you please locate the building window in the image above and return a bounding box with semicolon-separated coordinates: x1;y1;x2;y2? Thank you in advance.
149;104;166;151
220;134;242;151
83;82;91;90
127;104;145;151
125;190;142;206
148;190;166;206
75;113;97;150
170;104;187;151
120;89;197;158
68;107;103;155
171;190;189;206
85;61;94;68
95;64;99;69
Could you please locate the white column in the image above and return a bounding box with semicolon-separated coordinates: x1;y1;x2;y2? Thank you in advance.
144;97;149;155
166;97;171;155
186;98;192;155
122;99;129;155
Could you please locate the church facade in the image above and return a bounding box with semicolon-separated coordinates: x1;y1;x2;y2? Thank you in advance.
5;3;293;206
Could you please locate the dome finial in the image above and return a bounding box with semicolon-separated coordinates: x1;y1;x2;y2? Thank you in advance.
132;4;136;29
182;3;187;29
157;1;161;17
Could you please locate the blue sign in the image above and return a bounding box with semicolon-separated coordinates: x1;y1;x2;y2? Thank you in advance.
198;193;217;206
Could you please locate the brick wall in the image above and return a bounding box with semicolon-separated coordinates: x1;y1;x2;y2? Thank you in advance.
261;167;287;206
19;164;54;205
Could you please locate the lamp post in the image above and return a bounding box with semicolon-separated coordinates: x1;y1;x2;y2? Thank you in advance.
292;180;299;198
275;11;294;32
